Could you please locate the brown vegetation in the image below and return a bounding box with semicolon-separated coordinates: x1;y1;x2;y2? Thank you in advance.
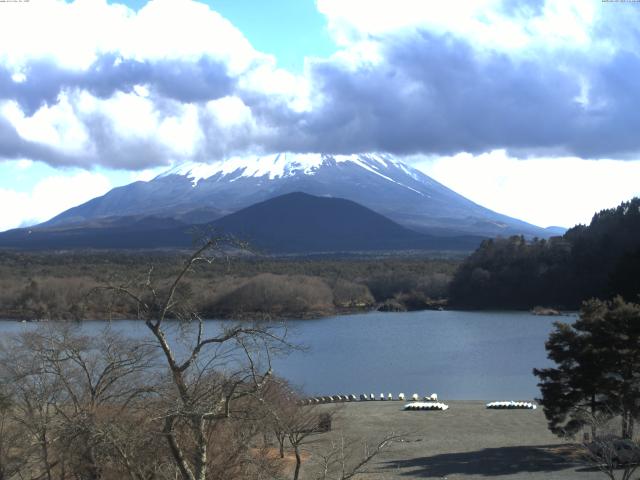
0;251;459;321
0;325;293;480
0;243;401;480
205;273;336;319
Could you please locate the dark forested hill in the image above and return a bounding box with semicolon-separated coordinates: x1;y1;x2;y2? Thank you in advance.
211;192;482;253
449;197;640;309
0;192;483;253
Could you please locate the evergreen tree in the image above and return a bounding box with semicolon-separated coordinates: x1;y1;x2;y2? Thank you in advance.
534;297;640;439
534;319;606;437
582;297;640;438
451;197;640;309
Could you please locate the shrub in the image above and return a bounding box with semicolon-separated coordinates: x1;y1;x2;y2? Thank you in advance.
206;273;334;318
331;279;375;308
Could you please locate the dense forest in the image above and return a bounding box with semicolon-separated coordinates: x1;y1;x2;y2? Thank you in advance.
0;252;459;321
449;197;640;309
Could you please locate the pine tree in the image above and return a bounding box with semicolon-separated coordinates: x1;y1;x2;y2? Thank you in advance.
534;297;640;439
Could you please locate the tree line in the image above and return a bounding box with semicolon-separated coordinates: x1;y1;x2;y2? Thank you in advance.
0;253;457;321
449;197;640;309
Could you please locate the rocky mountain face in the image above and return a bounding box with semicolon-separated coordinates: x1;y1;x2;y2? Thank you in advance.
43;152;554;238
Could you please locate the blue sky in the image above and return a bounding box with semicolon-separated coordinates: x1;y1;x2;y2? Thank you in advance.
195;0;336;72
1;0;640;231
105;0;337;71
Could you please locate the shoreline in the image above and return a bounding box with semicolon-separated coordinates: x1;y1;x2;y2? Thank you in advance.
0;305;578;323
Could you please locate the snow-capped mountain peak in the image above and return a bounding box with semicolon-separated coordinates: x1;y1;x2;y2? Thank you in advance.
158;152;424;190
159;153;325;185
43;151;554;239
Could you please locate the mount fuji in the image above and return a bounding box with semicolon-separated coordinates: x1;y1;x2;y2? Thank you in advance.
42;153;555;239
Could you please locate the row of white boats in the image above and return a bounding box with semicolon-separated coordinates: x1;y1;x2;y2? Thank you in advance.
300;394;537;410
403;400;538;411
485;401;537;409
300;392;438;405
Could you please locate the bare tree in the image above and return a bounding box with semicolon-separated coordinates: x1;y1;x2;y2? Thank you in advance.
286;406;326;480
582;437;640;480
96;239;290;480
577;408;640;480
258;379;401;480
259;377;306;459
256;376;335;480
312;432;402;480
0;386;27;480
0;325;161;480
0;333;66;480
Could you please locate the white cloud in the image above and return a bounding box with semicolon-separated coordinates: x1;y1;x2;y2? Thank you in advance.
0;0;261;73
0;0;630;172
129;167;165;182
15;159;33;170
120;0;258;74
0;0;311;168
205;96;253;128
0;0;126;71
317;0;498;44
414;150;640;228
240;63;313;112
157;104;202;156
0;171;111;232
94;91;159;139
1;95;90;152
317;0;598;53
66;90;205;162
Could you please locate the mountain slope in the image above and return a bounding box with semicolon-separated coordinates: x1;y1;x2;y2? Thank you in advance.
0;217;192;250
211;192;481;252
0;193;483;252
42;153;555;238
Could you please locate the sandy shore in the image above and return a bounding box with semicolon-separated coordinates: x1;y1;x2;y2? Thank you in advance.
299;400;606;479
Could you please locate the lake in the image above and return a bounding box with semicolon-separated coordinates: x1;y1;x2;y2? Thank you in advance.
0;310;573;400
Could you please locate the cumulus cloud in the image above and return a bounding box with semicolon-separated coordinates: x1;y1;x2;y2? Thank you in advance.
415;150;640;228
256;31;633;158
0;0;279;168
0;171;112;231
0;115;87;166
240;1;640;159
1;0;640;171
0;56;234;115
0;0;259;71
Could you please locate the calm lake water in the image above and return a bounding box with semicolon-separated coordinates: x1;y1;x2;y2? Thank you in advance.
0;310;575;400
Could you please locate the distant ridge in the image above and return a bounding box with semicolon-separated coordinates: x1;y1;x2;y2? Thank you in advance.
0;193;483;253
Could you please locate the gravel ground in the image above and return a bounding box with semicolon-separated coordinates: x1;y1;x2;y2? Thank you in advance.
299;400;608;480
